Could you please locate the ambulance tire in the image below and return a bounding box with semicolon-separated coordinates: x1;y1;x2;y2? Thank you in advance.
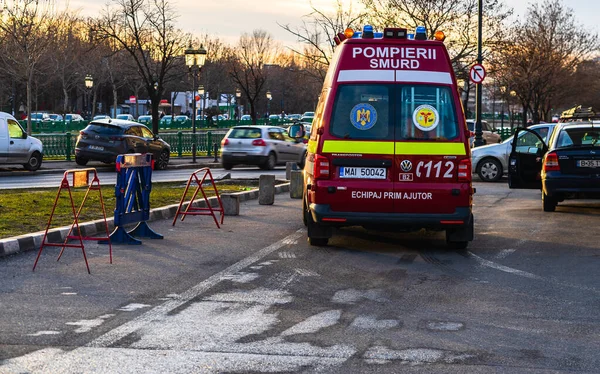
309;237;329;246
302;196;308;226
445;214;473;250
306;205;331;247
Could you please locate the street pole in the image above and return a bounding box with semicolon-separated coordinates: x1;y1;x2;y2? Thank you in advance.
191;72;197;163
474;0;484;147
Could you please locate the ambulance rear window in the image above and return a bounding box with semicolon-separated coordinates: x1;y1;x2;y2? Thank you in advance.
330;84;393;140
398;85;459;141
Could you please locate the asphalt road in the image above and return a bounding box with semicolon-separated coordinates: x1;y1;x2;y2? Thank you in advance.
1;181;599;373
0;165;286;189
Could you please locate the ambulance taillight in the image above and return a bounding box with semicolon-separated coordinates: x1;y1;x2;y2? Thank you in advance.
458;159;472;182
313;154;330;180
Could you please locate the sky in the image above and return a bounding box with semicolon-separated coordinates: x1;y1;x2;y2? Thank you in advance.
65;0;599;46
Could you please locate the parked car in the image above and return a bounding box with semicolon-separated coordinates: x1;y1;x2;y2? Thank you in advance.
220;125;306;170
159;116;173;127
48;114;64;122
65;114;85;123
27;112;51;123
174;115;189;122
286;114;302;121
300;111;314;122
509;120;600;211
472;123;555;182
466;120;502;147
0;111;43;170
137;115;152;124
93;114;111;120
74;119;170;170
116;114;135;121
268;114;281;122
240;115;252;121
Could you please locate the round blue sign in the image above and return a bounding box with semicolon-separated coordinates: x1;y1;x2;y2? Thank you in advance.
350;103;377;130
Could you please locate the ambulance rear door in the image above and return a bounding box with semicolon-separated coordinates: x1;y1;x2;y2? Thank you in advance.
317;82;396;214
394;84;470;214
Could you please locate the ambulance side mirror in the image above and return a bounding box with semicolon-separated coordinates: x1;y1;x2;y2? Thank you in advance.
288;124;305;139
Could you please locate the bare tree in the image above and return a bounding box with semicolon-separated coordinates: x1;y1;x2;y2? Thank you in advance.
227;30;278;124
0;0;59;133
491;0;598;124
279;0;365;82
91;0;190;133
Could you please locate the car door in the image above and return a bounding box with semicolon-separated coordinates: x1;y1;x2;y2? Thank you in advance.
267;128;289;162
126;126;149;154
6;118;30;163
508;128;547;189
141;126;164;157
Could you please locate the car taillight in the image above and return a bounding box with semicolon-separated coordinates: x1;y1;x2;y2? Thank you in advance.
543;152;560;172
79;131;88;139
221;138;229;146
252;139;267;146
458;158;471;182
314;154;330;179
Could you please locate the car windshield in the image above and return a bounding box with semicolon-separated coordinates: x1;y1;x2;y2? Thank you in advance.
329;84;459;141
86;124;123;135
228;127;262;139
557;127;600;148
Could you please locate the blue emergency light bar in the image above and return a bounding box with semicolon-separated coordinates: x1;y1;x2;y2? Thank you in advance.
337;25;439;45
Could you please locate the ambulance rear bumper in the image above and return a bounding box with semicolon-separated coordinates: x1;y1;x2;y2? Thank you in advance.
310;204;472;230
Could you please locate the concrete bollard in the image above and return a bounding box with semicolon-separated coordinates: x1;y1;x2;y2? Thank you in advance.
285;162;298;180
221;194;240;216
259;174;275;205
290;170;303;199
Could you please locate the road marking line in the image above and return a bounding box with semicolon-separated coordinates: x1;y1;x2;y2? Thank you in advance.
495;249;516;259
469;252;600;294
87;229;305;348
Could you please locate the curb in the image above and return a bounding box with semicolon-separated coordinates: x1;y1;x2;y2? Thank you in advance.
0;183;291;258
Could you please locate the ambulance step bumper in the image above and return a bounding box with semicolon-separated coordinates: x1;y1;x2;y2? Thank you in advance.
310;204;472;230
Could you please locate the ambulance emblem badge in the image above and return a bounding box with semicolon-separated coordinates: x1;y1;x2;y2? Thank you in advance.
400;160;412;172
350;103;377;130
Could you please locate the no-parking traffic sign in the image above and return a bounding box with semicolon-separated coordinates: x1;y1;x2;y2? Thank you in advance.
469;64;486;84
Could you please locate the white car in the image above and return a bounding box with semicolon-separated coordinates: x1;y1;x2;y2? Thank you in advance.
116;114;135;121
0;111;43;170
472;123;555;182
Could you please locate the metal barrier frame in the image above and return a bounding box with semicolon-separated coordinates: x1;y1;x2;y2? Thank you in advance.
172;168;224;228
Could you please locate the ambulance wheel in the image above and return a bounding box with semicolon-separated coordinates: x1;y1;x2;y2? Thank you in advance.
302;196;308;227
23;151;42;171
309;237;329;246
75;156;88;166
446;239;468;250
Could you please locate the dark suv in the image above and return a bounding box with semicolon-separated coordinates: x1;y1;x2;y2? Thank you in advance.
75;119;170;169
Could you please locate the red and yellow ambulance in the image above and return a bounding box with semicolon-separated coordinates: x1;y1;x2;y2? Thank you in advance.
289;26;474;248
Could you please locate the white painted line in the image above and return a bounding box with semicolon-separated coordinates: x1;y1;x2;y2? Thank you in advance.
469;252;543;280
495;249;516;259
87;229;305;348
469;252;600;295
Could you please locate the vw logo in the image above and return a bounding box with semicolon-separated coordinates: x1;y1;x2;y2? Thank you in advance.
400;160;412;172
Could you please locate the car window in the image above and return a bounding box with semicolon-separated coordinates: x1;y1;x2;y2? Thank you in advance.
268;128;285;141
534;126;549;142
330;84;393;140
228;127;262;139
482;122;492;131
398;85;459;141
86;124;123;135
515;131;544;153
557;127;600;148
140;126;154;138
7;119;24;138
126;127;142;136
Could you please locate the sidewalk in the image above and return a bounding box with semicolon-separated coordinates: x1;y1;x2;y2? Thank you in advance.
0;156;222;177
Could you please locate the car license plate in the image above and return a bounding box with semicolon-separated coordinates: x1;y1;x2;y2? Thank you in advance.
89;145;104;151
232;152;246;157
577;160;600;168
339;167;386;179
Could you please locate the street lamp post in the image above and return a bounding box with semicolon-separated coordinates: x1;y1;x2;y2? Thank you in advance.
184;44;207;163
198;85;205;121
84;74;93;120
235;88;241;124
266;90;272;124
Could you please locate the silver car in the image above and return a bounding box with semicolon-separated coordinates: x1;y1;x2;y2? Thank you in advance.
472;123;555;182
220;125;306;170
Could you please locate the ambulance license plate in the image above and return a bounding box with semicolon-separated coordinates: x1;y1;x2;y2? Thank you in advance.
339;167;386;179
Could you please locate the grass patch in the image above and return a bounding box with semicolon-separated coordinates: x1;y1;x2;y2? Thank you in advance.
0;182;253;239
